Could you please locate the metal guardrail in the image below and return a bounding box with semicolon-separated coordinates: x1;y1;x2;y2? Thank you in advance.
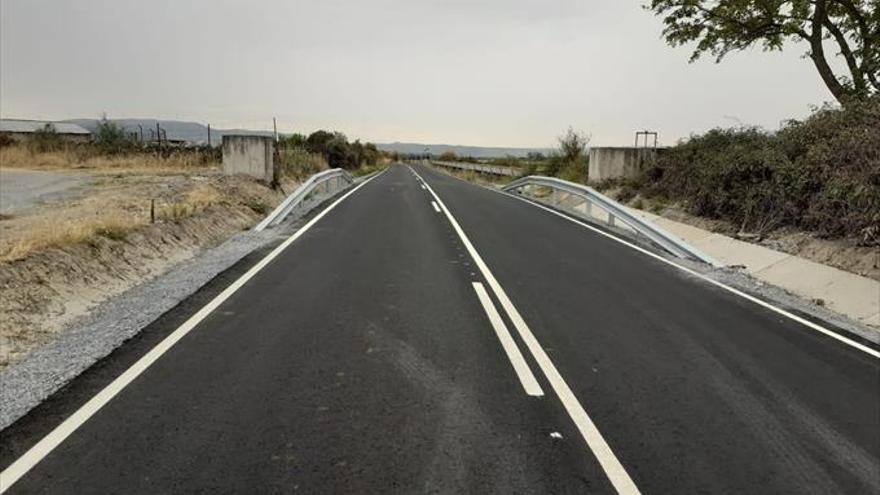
254;168;354;231
503;175;722;266
432;160;520;177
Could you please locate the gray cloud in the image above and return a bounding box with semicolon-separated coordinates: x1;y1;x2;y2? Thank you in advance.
1;0;835;147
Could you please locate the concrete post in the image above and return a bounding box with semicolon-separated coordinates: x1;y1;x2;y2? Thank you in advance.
221;135;276;184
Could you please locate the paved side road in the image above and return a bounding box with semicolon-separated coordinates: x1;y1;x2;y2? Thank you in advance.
1;164;877;494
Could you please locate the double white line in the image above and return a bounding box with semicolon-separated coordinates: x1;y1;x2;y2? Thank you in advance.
409;166;641;495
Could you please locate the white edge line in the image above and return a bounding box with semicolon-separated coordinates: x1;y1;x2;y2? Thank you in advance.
409;165;642;495
426;164;880;360
0;169;387;494
431;201;441;213
471;282;544;397
498;190;880;360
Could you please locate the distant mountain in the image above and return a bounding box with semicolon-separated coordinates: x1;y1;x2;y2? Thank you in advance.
376;142;552;159
63;118;273;145
61;119;551;158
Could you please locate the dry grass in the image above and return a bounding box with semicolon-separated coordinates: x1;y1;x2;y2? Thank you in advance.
0;143;290;263
0;144;217;175
0;212;145;261
276;148;328;180
0;178;250;263
158;185;224;222
0;185;233;262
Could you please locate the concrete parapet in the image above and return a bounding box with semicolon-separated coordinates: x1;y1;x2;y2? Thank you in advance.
222;135;275;183
588;147;657;182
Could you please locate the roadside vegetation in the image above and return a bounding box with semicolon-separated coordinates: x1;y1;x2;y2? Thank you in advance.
438;0;879;248
642;97;879;244
432;127;590;185
0;120;391;367
277;130;389;180
0;121;275;263
0;121;392;263
447;97;879;248
0;119;218;174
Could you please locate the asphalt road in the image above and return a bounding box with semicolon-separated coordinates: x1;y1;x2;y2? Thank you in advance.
1;164;878;494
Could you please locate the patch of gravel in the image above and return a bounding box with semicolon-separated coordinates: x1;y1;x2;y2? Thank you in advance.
0;178;363;430
0;226;285;429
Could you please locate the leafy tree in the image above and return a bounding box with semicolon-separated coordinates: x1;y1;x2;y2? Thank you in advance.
325;133;357;169
303;129;380;169
646;0;879;103
280;132;307;148
94;116;132;151
305;130;335;155
438;151;458;161
362;142;379;167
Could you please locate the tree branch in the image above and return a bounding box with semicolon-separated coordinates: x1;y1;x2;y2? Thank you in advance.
822;17;865;91
808;0;849;102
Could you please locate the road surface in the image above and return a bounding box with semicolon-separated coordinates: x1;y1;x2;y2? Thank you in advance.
1;164;878;494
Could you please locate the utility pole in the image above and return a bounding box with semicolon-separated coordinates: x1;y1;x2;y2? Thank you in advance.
273;117;278;142
207;124;211;147
156;123;161;148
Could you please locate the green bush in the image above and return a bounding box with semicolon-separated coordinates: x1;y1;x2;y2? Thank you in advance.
302;130;379;170
94;117;135;153
438;151;458;161
645;96;880;244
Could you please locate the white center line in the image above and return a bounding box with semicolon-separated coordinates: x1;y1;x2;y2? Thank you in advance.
409;165;641;495
471;282;544;396
0;171;388;494
431;201;441;213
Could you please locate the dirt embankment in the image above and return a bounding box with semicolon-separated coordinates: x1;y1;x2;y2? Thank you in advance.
0;164;290;368
600;186;880;281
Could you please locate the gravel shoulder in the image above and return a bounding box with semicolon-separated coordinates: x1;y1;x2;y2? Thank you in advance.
0;176;356;430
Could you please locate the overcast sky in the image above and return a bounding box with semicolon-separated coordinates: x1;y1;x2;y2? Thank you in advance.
1;0;837;147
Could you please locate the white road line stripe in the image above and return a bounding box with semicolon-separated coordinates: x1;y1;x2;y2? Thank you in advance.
409;166;641;495
431;201;441;213
0;171;388;494
496;190;880;360
471;282;544;397
426;164;880;360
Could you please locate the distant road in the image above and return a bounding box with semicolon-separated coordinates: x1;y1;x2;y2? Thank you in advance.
0;169;88;215
1;164;878;494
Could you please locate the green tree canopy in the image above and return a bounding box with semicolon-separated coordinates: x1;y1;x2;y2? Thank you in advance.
646;0;879;103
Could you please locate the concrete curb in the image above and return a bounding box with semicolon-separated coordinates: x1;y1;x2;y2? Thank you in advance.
629;209;880;331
